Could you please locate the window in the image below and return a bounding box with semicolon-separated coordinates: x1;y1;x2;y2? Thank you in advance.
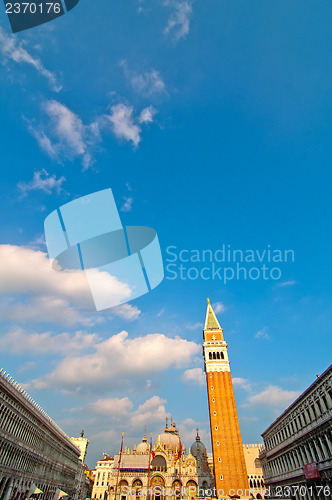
220;475;223;480
212;398;215;402
217;441;220;446
218;458;221;462
211;386;214;390
210;374;212;378
213;411;217;416
215;426;218;430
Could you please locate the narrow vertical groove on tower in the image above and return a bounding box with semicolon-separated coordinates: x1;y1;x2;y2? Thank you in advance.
203;299;249;498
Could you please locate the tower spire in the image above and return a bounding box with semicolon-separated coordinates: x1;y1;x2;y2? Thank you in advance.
204;298;222;331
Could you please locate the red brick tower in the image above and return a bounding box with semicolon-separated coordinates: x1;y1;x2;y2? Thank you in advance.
203;299;249;498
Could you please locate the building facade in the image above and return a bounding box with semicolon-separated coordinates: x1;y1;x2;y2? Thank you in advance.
91;454;114;500
260;364;332;500
0;369;85;500
242;445;265;498
98;422;214;500
70;431;90;499
203;299;249;497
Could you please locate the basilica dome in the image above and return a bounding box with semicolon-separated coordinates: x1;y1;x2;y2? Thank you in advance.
156;420;181;452
136;433;150;454
190;431;207;457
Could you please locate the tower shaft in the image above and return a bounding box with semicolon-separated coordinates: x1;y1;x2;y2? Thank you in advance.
203;300;249;498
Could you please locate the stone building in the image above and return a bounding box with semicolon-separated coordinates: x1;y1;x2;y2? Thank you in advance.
70;431;89;463
260;364;332;500
95;422;214;500
242;445;265;498
0;369;85;500
91;454;115;500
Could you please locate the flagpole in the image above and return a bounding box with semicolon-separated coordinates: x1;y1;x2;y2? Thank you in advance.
147;433;153;500
178;435;182;487
115;432;124;500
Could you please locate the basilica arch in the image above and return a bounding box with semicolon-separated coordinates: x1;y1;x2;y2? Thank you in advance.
185;480;198;500
118;479;129;500
172;480;182;500
150;475;165;500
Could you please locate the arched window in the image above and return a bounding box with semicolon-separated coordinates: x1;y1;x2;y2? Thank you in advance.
186;481;197;500
172;480;181;500
217;352;220;359
133;479;143;500
151;455;167;472
209;352;212;359
220;352;224;359
119;479;129;500
213;352;216;359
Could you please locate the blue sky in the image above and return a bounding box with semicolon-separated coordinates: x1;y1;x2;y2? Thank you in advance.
0;0;332;468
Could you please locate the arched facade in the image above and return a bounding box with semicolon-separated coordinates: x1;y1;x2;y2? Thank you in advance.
106;423;214;500
0;370;85;500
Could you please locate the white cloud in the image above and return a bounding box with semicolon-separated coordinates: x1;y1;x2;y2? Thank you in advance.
139;106;157;124
277;280;297;287
120;197;133;212
121;61;167;97
0;296;97;327
0;26;61;92
111;304;141;321
0;329;99;356
232;377;252;391
30;99;156;164
255;327;270;340
178;418;210;449
106;103;147;146
88;397;133;416
212;301;226;314
31;330;200;390
29;100;100;170
186;322;203;331
130;396;167;427
17;169;66;196
247;385;300;408
182;367;205;386
0;245;141;326
164;0;192;42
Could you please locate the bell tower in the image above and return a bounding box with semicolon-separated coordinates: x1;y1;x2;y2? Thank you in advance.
203;299;249;498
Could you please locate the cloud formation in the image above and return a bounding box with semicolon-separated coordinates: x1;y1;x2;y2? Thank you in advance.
0;27;61;92
164;0;192;42
0;245;141;326
31;330;200;390
105;103;155;147
212;302;226;316
255;327;270;340
246;385;300;408
0;329;99;355
17;169;66;196
121;197;134;212
29;100;100;169
182;367;205;386
120;61;167;97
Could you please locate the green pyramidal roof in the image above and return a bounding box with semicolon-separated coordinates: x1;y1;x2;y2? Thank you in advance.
204;299;222;330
